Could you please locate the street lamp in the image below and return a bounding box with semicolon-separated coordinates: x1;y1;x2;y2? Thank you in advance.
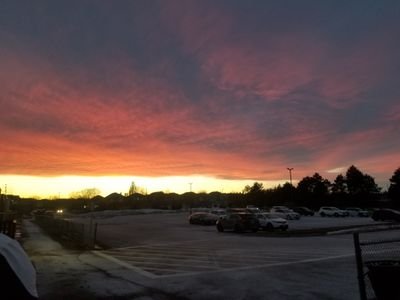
287;168;294;185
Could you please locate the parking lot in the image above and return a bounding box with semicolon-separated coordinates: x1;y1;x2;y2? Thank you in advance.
61;211;394;299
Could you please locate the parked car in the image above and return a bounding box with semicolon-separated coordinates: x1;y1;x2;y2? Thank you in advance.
210;208;226;216
345;207;369;217
246;205;261;214
271;206;290;210
270;208;301;220
216;213;259;232
188;212;219;225
371;209;400;222
255;213;288;231
292;207;314;216
318;207;348;217
226;208;249;213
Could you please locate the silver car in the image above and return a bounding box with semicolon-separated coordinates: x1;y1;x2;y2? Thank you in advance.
318;207;348;217
345;207;369;217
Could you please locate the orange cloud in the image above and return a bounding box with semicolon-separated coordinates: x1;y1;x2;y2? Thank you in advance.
1;3;399;190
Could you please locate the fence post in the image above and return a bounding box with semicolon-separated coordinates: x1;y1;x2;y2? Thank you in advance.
93;223;98;249
353;232;367;300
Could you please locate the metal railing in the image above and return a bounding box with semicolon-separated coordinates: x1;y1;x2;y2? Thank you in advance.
0;213;18;238
353;226;400;300
34;215;95;248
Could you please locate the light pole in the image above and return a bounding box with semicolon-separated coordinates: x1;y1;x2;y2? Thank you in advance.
287;168;294;185
287;168;294;205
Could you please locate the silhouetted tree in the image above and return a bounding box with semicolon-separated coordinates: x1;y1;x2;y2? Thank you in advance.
243;182;265;206
346;166;365;195
297;173;331;207
69;188;101;200
345;165;380;196
388;167;400;204
331;174;347;194
127;181;146;195
243;182;264;194
297;173;330;195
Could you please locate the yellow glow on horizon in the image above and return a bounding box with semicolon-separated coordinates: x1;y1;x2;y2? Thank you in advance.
0;175;287;198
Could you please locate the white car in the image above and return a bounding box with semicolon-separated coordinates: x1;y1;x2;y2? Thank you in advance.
255;213;288;231
270;208;300;220
345;207;369;217
318;207;348;217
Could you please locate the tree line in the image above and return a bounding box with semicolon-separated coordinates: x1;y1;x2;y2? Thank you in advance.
243;165;399;209
10;165;400;214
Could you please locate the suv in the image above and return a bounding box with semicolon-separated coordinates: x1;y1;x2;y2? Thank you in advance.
216;213;259;232
319;207;347;217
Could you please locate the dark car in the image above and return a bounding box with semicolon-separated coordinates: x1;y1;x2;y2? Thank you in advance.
188;212;219;225
371;209;400;222
292;207;315;216
216;213;259;232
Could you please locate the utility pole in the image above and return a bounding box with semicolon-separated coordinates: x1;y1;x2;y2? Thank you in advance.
188;183;193;192
287;168;294;185
287;168;294;205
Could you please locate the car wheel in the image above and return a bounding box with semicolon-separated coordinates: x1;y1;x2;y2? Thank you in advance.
266;223;273;231
217;223;224;232
334;213;339;217
320;212;325;217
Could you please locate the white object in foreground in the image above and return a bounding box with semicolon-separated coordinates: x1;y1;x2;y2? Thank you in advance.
0;233;38;299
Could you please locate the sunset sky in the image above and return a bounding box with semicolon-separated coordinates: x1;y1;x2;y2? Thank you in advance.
1;1;399;198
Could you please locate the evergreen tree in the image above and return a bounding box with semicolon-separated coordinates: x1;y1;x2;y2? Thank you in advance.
388;167;400;202
297;173;330;197
331;174;347;194
345;165;380;196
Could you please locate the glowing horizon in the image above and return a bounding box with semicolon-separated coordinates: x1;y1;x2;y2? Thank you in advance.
0;175;289;199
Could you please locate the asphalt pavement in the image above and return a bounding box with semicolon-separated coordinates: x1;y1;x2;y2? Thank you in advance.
20;214;372;300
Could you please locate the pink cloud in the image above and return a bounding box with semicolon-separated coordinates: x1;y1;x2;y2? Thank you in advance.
0;36;287;179
1;14;398;188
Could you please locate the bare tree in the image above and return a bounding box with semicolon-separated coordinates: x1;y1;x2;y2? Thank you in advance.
69;188;100;200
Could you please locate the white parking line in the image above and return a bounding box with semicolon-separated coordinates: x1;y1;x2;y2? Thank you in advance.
92;250;158;279
93;242;355;279
109;237;224;251
153;253;355;279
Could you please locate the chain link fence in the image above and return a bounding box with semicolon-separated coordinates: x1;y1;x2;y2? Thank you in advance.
0;212;18;238
354;226;400;300
34;215;96;248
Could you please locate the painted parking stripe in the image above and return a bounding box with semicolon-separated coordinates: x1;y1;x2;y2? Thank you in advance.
150;253;355;279
94;241;354;279
93;250;158;279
